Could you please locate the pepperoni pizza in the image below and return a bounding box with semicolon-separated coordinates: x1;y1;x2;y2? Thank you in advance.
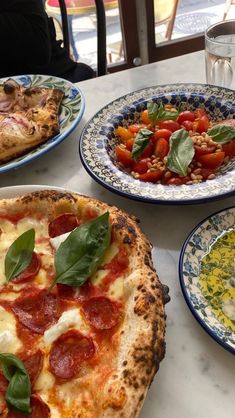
0;190;166;418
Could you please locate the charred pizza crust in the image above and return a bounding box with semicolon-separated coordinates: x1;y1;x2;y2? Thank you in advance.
0;190;166;418
0;80;64;163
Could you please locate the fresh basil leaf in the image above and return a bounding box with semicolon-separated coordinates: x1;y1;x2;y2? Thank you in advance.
207;124;235;144
0;353;31;414
147;101;179;123
167;128;194;176
147;101;161;122
4;229;35;282
132;128;153;160
50;212;111;289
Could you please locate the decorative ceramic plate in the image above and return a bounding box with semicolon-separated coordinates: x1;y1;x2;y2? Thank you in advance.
0;74;85;173
179;207;235;354
79;83;235;204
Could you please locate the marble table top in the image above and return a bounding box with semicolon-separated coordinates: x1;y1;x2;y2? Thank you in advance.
1;50;234;418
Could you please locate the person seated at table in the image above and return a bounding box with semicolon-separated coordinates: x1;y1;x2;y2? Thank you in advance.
0;0;95;82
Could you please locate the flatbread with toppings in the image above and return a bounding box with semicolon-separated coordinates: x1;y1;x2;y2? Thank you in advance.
0;79;64;163
0;190;166;418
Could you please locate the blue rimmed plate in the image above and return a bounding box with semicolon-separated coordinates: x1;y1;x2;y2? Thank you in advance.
0;74;85;173
179;206;235;354
79;83;235;204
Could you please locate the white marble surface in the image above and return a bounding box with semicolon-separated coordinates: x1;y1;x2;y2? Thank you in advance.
1;50;234;418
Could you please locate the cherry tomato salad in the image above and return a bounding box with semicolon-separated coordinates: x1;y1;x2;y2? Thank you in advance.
114;102;235;185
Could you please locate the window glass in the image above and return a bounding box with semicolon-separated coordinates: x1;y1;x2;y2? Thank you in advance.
154;0;229;44
46;1;124;69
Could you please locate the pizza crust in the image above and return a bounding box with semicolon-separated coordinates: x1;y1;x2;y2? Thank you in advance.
0;190;166;418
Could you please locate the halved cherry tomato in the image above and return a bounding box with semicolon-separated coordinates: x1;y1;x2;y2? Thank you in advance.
181;120;194;131
159;120;180;132
139;171;162;182
128;124;143;133
132;158;150;174
115;126;133;141
222;140;235;157
154;138;169;159
201;168;214;179
126;137;134;151
141;109;151;125
197;151;225;169
177;111;195;124
141;142;154;158
152;129;172;143
167;177;182;185
115;146;133;167
194;107;206;118
194;115;210;134
180;176;191;184
194;144;216;158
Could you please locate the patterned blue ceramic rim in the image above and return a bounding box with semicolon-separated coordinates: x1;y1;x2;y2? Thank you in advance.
0;74;85;174
179;206;235;355
79;83;235;205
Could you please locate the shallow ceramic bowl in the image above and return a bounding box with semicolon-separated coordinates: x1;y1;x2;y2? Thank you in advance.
179;206;235;354
79;83;235;204
0;74;85;173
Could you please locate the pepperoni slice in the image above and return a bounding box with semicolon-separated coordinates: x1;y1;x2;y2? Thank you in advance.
0;372;7;394
12;289;59;334
48;213;80;238
82;297;120;330
7;395;50;418
20;350;43;387
49;329;95;380
57;281;102;302
11;252;41;284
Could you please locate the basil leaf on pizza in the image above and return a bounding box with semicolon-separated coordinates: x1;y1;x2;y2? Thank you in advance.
51;212;111;289
0;353;31;414
4;229;35;282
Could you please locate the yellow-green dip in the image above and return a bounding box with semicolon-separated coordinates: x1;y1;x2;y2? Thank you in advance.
199;229;235;331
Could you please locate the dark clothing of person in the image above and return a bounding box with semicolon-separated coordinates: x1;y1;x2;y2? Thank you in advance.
0;0;94;82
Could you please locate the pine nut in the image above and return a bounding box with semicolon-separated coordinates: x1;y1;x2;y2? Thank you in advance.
208;174;215;180
193;168;201;174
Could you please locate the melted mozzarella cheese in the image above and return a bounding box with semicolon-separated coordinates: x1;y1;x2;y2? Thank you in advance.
50;232;71;251
0;306;22;353
91;269;107;286
34;367;55;391
16;217;48;238
40;393;61;418
44;309;89;345
108;277;124;300
103;242;119;264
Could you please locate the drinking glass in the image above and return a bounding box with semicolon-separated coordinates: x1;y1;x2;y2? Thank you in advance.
205;20;235;89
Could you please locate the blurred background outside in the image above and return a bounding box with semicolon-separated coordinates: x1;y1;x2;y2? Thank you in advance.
46;0;235;69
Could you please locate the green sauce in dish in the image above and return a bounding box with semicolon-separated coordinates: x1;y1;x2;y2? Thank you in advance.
199;230;235;331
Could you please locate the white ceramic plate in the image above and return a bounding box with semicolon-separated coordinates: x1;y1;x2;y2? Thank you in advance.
80;83;235;204
179;206;235;354
0;74;85;173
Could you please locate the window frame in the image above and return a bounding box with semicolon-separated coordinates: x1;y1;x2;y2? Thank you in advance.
145;0;205;63
108;0;205;73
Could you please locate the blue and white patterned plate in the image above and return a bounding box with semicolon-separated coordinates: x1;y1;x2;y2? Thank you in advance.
0;74;85;173
79;83;235;204
179;207;235;354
